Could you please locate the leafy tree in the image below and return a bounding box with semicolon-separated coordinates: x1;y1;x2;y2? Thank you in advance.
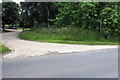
20;2;119;40
2;2;20;31
20;2;57;29
20;2;50;28
50;2;119;39
0;3;2;27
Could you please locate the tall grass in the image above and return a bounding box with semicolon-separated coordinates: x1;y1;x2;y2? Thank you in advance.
19;27;102;41
19;26;119;45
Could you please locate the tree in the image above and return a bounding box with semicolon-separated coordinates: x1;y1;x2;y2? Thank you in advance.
20;2;56;29
0;3;2;28
50;2;119;39
19;2;119;40
20;2;45;28
2;2;20;31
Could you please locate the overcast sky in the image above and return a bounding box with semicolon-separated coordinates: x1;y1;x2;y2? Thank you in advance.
0;0;25;3
12;0;24;3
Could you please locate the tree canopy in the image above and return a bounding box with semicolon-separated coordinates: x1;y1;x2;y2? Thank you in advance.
19;2;119;39
2;2;20;30
2;2;119;39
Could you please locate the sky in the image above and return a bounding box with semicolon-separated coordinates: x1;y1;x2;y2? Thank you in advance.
12;0;25;3
0;0;25;3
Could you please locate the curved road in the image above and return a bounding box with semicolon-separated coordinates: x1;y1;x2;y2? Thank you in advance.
1;30;118;59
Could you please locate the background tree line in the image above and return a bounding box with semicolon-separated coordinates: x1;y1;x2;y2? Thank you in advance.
2;2;119;40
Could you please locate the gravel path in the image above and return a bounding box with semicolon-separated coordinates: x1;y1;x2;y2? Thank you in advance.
0;30;118;59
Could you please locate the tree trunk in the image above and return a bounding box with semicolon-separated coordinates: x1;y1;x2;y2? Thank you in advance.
2;24;5;31
22;27;24;31
47;3;49;27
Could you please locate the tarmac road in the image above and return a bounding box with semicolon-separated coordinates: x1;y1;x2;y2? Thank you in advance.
2;48;118;78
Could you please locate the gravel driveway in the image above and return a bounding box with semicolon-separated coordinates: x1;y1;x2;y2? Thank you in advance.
0;30;118;59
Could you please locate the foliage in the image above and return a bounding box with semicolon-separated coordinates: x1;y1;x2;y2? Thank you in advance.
2;2;119;42
19;27;118;45
51;2;119;39
20;2;57;28
2;2;20;26
20;2;119;40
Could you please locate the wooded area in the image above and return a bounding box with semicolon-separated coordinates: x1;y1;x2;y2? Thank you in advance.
2;2;119;42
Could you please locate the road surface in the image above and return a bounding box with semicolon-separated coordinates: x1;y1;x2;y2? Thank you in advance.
2;48;118;78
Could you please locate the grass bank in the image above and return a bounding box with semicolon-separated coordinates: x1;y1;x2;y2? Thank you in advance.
19;27;118;45
0;45;10;53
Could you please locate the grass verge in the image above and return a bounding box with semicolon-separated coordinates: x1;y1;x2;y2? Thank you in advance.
37;40;118;45
0;45;10;53
19;27;119;45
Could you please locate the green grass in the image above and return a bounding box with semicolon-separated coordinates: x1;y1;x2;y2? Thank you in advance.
0;30;13;33
18;27;31;30
0;45;10;53
0;31;8;33
19;27;119;45
36;40;118;45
